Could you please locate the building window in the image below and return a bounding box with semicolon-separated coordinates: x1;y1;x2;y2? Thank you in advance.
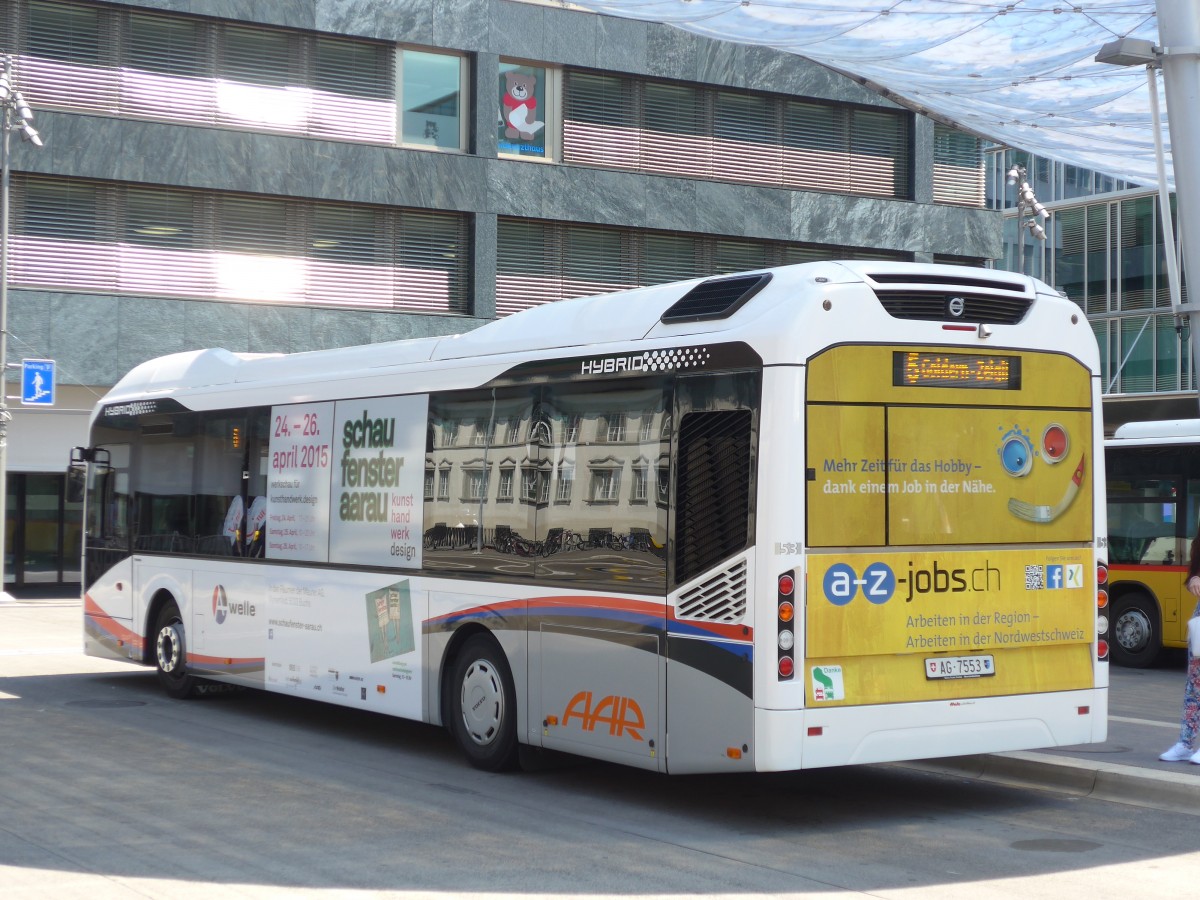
14;0;469;149
590;468;621;503
10;175;470;314
465;470;488;501
564;415;581;443
529;419;551;446
423;469;434;501
632;466;649;503
498;468;514;501
604;414;626;443
495;217;908;316
400;49;464;149
563;69;911;200
521;467;545;503
556;465;574;502
437;468;450;501
499;61;552;159
503;418;521;444
639;412;654;442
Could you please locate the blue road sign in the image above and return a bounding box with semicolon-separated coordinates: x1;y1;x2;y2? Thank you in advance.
21;358;54;406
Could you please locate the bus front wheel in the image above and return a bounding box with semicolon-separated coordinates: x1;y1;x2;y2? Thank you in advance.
1111;593;1161;668
448;634;519;771
154;600;198;699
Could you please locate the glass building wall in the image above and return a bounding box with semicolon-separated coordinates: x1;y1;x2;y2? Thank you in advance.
987;147;1192;402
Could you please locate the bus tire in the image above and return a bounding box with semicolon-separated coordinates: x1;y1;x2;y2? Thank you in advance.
448;633;519;771
154;599;198;699
1111;592;1161;668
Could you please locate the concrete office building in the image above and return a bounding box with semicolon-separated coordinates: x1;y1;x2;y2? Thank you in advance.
0;0;1000;587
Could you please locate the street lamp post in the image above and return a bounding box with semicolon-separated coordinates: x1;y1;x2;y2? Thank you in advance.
1005;164;1048;277
0;57;42;596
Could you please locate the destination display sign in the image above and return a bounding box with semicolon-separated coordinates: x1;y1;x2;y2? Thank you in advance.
893;351;1021;390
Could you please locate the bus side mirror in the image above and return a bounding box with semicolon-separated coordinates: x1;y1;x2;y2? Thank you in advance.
66;464;86;504
67;446;97;504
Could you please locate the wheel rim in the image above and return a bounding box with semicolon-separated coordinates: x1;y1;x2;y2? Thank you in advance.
459;657;505;747
156;621;184;674
1114;608;1151;652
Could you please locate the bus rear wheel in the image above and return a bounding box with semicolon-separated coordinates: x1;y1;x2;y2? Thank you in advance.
1111;593;1161;668
448;634;518;771
154;600;198;699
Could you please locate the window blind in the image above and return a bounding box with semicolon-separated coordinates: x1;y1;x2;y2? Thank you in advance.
932;124;984;208
7;0;398;144
564;68;912;201
9;175;469;314
496;216;910;316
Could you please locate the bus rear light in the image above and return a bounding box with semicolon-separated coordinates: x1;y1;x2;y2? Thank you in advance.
778;656;794;678
1096;563;1108;585
1097;614;1108;634
1097;589;1108;609
1097;639;1109;660
778;601;794;623
778;629;794;651
778;573;795;596
807;726;823;736
1077;706;1090;715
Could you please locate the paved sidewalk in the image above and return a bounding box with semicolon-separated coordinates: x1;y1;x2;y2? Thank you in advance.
895;656;1200;814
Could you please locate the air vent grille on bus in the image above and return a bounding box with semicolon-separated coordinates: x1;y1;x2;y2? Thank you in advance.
873;289;1032;324
675;409;753;585
676;558;748;623
660;273;772;324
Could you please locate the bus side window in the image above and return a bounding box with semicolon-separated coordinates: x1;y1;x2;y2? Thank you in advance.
194;413;248;556
1108;499;1176;565
133;414;196;553
89;442;131;548
1187;480;1200;544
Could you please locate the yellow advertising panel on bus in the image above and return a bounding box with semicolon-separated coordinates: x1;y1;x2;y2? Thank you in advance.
805;547;1096;705
807;346;1094;547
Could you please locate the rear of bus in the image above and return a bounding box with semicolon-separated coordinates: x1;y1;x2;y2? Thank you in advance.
755;263;1108;769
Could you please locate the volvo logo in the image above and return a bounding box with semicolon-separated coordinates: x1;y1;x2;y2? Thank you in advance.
947;296;966;318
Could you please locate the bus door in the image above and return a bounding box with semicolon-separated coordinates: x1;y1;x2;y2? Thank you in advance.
663;372;758;774
81;443;133;617
533;377;671;771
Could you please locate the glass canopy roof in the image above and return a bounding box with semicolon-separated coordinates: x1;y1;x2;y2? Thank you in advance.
567;1;1165;186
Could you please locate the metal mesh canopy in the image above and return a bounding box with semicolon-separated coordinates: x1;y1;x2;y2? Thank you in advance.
565;0;1165;186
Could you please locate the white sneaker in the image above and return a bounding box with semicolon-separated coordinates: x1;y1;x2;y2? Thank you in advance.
1159;741;1193;761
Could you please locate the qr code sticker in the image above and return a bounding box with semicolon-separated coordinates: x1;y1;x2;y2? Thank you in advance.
1024;565;1044;590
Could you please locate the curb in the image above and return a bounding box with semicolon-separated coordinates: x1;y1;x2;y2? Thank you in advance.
894;750;1200;816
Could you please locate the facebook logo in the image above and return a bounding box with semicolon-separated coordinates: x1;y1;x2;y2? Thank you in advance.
1046;565;1064;589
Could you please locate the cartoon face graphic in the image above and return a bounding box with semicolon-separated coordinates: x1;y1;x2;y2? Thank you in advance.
998;422;1082;523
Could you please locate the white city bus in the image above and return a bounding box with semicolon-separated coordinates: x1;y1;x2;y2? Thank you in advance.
75;260;1109;773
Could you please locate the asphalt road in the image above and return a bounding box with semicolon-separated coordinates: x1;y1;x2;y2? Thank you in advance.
2;592;1199;899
